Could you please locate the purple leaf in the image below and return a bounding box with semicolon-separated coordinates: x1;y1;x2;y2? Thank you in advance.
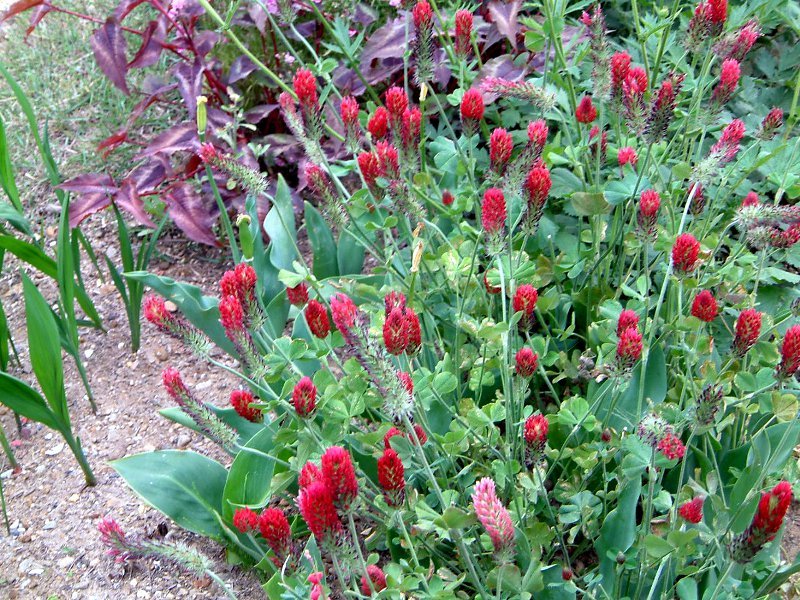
164;183;219;247
192;31;219;57
91;18;130;95
140;122;198;157
128;18;166;69
114;0;149;21
361;16;409;64
488;0;522;50
116;178;157;228
173;59;204;118
24;4;52;38
130;158;169;193
0;0;44;23
60;174;118;227
97;129;129;158
228;55;256;84
243;104;278;124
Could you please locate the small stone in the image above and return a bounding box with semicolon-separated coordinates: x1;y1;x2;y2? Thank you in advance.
196;380;212;390
136;591;151;599
43;520;56;530
85;348;94;359
19;532;32;543
69;493;79;502
29;567;44;576
57;557;73;568
18;558;32;574
45;443;65;456
164;301;177;312
154;348;168;361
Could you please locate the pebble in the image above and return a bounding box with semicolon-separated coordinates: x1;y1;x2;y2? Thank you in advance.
85;348;94;359
69;493;80;502
45;443;65;456
176;434;192;448
57;557;73;568
43;520;56;530
136;591;151;599
164;301;177;312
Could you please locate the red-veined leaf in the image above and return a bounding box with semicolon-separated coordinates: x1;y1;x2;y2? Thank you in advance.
140;122;198;156
487;0;522;49
61;174;118;227
97;130;129;158
128;18;166;69
164;183;219;247
24;4;51;37
130;159;168;193
0;0;43;23
90;18;130;95
116;178;156;228
173;59;203;117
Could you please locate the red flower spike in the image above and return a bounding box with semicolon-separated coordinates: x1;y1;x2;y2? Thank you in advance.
758;108;783;140
258;508;292;559
299;462;321;489
776;324;800;379
367;107;389;140
292;376;317;418
162;367;189;401
679;497;705;523
454;9;473;57
321;446;359;512
589;126;608;159
525;163;551;216
657;433;685;460
377;448;406;507
617;327;643;369
287;282;309;307
513;284;539;328
198;142;218;164
330;293;358;338
143;295;170;327
753;482;793;537
375;141;400;179
384;307;410;355
361;565;387;595
219;295;245;334
672;233;701;273
357;152;381;190
412;424;428;445
481;188;507;235
397;371;414;394
305;299;331;339
710;119;745;164
230;389;262;423
691;290;718;322
384;291;407;317
385;87;409;125
472;478;516;556
712;59;740;106
460;89;485;131
733;308;762;356
611;51;632;99
384;426;404;449
741;191;759;208
527;120;548;154
575;96;598;124
442;190;454;206
617;310;639;336
297;480;342;541
618;146;638;168
490;128;514;173
340;96;359;126
524;414;548;453
233;507;259;533
412;0;433;29
515;348;539;377
404;308;422;354
708;0;726;24
293;69;318;108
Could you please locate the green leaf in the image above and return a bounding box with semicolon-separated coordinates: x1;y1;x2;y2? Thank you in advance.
21;272;68;426
644;534;673;560
158;405;265;446
0;203;32;236
125;271;236;355
112;450;228;541
599;344;667;429
0;371;60;431
263;175;299;271
597;477;642;583
338;227;366;275
0;114;22;211
550;168;582;197
571;192;610;216
304;202;338;280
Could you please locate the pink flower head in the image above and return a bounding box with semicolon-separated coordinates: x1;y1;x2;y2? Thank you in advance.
198;142;218;164
708;0;726;24
679;497;705;523
527;119;548;154
481;188;507;235
361;564;388;595
741;191;760;208
219;295;245;336
691;290;718;322
618;146;638;168
231;389;262;423
490;128;513;173
397;371;413;394
287;282;309;307
143;295;171;328
616;327;643;370
258;508;292;560
646;72;685;142
589;126;608;159
472;478;516;558
611;51;632;98
98;517;131;563
689;182;706;215
384;426;404;449
513;284;538;329
305;299;331;339
710;119;745;165
357;151;381;190
442;190;454;206
367;107;389;140
404;308;422;354
377;448;405;507
299;462;321;489
297;479;342;542
292;376;317;418
753;481;793;538
617;309;639;336
711;59;740;106
623;67;649;130
657;432;685;460
385;86;409;126
233;507;259;533
758;108;783;140
576;95;598;124
515;347;539;377
384;291;407;316
321;446;359;511
454;9;474;57
340;96;359;125
384;307;410;355
777;325;800;379
523;414;548;453
162;367;189;401
375;140;400;179
733;308;762;356
293;69;318;108
330;293;358;337
460;88;485;127
412;0;433;28
637;189;661;241
672;233;701;273
525;162;551;215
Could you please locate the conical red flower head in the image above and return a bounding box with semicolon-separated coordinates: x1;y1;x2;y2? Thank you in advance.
712;59;740;105
143;295;170;326
411;424;428;445
460;89;485;123
383;426;404;449
385;87;409;124
330;293;358;337
340;96;359;126
617;327;643;369
287;282;309;307
162;367;189;400
198;142;218;164
527;120;548;154
481;188;506;235
513;284;539;327
384;291;407;317
361;565;387;595
691;290;718;322
321;446;359;511
672;233;701;273
741;191;759;207
233;507;259;533
404;308;422;354
472;478;516;556
710;119;745;164
367;107;389;140
384;307;410;355
231;389;262;423
657;433;685;460
305;299;331;339
490;128;513;173
377;448;405;507
401;108;422;150
412;0;433;28
442;190;454;206
708;0;726;24
611;51;632;96
754;481;793;537
525;163;551;209
733;308;762;356
776;324;800;379
758;107;783;140
258;508;292;559
293;69;318;108
292;376;317;418
397;371;414;394
618;146;638;168
524;414;548;453
575;96;598;124
679;497;704;523
375;140;400;179
357;151;380;189
454;9;473;57
617;309;639;336
515;348;539;377
299;462;321;489
297;479;342;541
219;295;245;333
